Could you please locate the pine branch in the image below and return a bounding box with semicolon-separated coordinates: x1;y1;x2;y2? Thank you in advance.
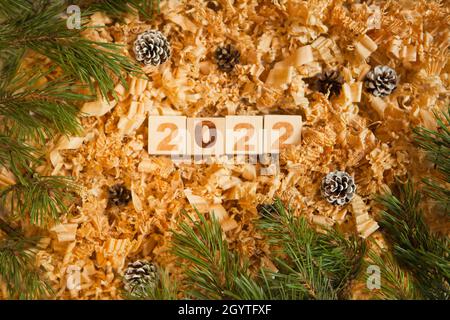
413;107;450;214
0;69;86;144
0;230;52;299
0;175;78;226
377;180;450;299
171;200;366;300
0;0;35;21
0;1;143;98
365;249;420;300
0;135;38;179
172;210;263;300
257;199;366;300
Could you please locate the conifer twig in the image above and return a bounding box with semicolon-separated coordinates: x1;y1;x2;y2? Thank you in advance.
364;249;420;300
257;199;366;300
0;175;78;226
413;107;450;215
0;0;143;98
377;180;450;299
0;233;52;299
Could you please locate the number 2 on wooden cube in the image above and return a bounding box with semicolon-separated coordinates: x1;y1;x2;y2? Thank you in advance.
264;115;302;153
225;116;263;155
148;116;187;155
187;118;225;155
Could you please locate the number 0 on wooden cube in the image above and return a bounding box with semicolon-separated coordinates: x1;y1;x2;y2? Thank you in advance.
148;116;187;155
264;115;302;153
187;118;225;155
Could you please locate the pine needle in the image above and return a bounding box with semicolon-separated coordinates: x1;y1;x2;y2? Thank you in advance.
413;107;450;215
0;135;38;178
365;249;420;300
172;210;263;300
0;69;86;144
377;180;450;299
0;234;52;299
171;200;366;300
0;175;78;226
257;199;366;300
0;1;144;98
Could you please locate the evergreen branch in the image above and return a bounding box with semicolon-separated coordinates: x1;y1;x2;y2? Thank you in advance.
171;200;366;300
377;180;450;299
0;134;38;177
0;1;143;98
172;210;263;300
365;249;420;300
413;107;450;214
0;233;52;299
257;199;366;300
0;175;78;226
0;49;24;89
0;0;35;21
0;216;19;238
0;67;88;143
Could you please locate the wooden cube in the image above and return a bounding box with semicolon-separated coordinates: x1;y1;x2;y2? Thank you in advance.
225;116;263;155
264;115;302;153
148;116;187;155
187;118;225;156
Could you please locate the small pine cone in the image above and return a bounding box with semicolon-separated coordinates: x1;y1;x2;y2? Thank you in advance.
364;65;398;97
215;44;240;72
133;30;171;66
206;0;222;11
321;171;356;206
108;184;131;206
316;69;344;97
123;260;159;295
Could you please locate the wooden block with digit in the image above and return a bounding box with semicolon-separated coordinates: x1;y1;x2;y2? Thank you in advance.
148;116;187;155
263;115;302;153
187;118;225;156
225;116;263;155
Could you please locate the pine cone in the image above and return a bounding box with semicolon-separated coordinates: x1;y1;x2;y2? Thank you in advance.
364;65;397;97
215;44;240;72
206;0;222;11
321;171;356;206
133;30;171;66
123;260;159;295
108;184;131;206
316;69;344;97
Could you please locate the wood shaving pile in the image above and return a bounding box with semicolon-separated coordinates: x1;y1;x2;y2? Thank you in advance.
3;0;449;299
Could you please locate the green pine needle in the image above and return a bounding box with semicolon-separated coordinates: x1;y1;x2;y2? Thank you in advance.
0;1;144;98
377;180;450;299
413;107;450;214
0;135;39;178
171;200;366;300
0;70;86;144
0;175;78;226
0;234;52;299
257;199;366;300
365;249;420;300
172;210;261;300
